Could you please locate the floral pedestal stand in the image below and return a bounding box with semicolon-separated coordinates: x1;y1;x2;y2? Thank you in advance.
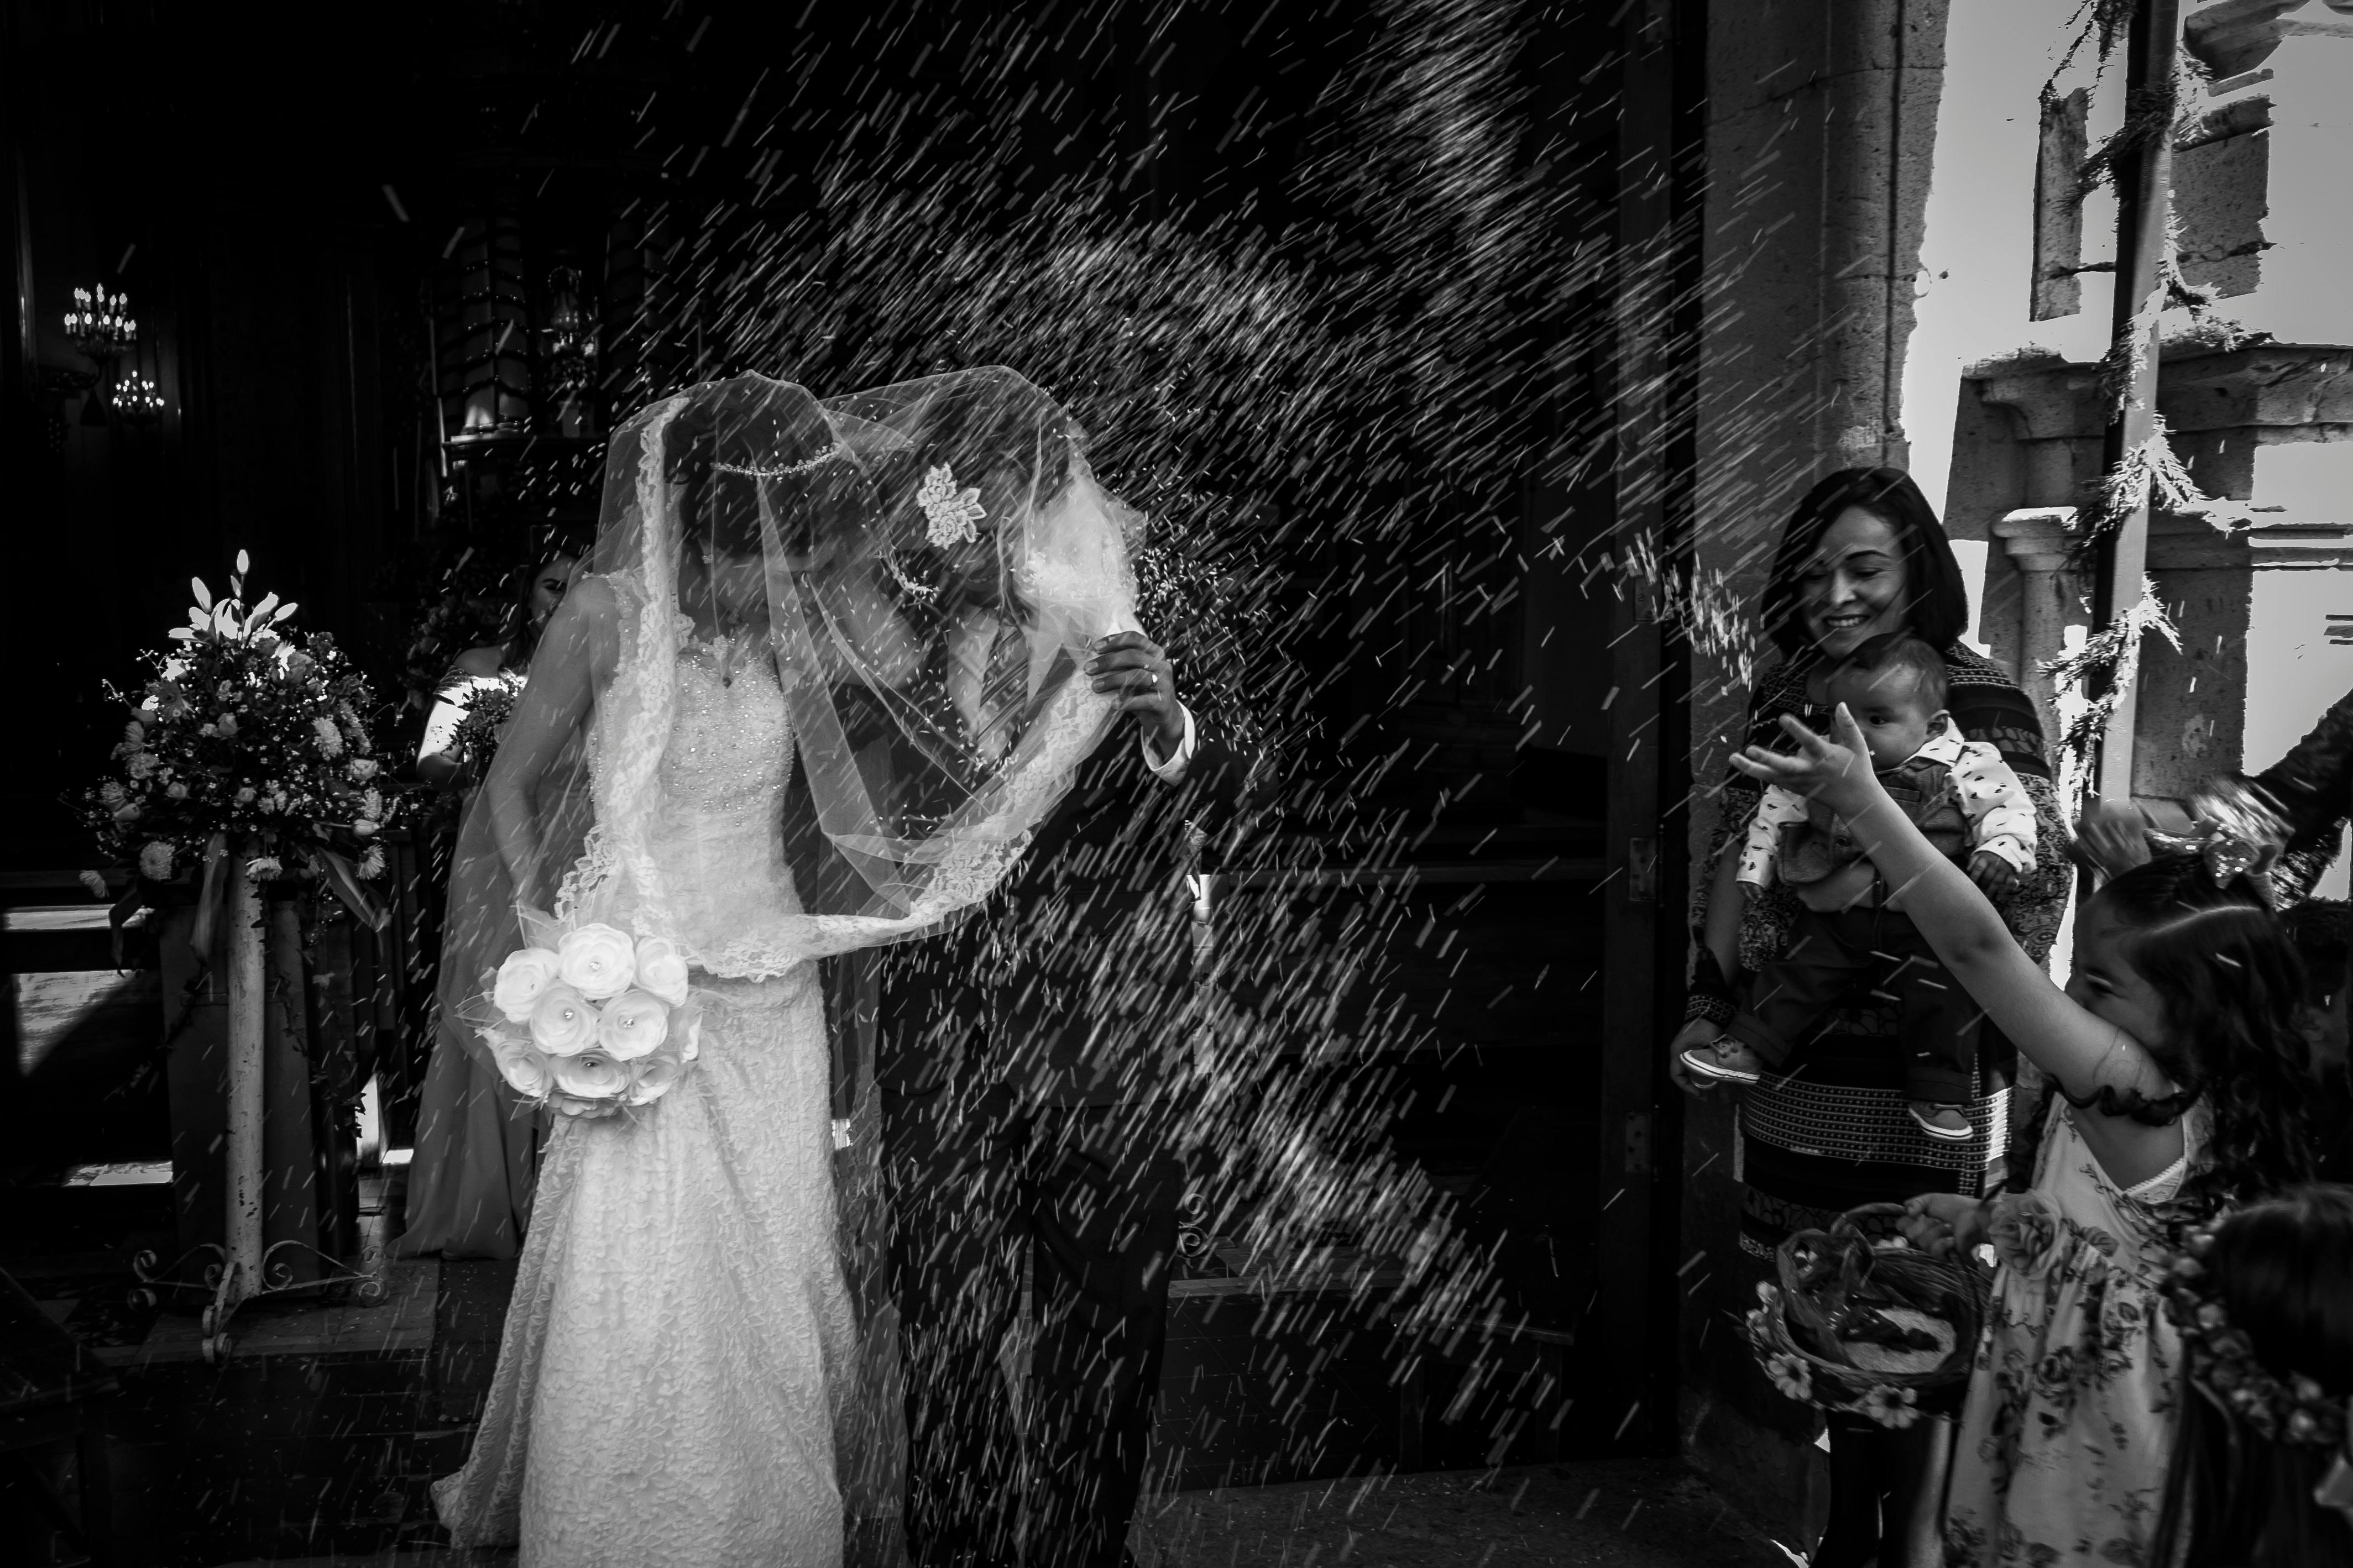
93;555;399;1362
130;849;384;1363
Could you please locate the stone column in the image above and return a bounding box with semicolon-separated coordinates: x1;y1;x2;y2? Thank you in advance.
1819;0;1953;468
1991;507;2087;732
1962;360;2105;686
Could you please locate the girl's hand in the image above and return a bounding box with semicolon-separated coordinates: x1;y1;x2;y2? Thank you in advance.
1900;1192;1990;1258
1665;1018;1724;1098
1728;705;1884;819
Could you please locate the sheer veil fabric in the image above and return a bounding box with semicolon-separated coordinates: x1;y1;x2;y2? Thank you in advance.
430;371;1144;1565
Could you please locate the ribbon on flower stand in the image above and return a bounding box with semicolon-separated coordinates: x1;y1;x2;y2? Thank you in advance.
185;832;232;959
183;834;384;963
306;845;389;932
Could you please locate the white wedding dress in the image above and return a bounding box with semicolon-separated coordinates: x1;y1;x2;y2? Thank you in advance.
433;641;859;1566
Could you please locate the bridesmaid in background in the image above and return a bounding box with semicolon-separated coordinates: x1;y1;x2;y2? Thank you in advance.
394;549;579;1259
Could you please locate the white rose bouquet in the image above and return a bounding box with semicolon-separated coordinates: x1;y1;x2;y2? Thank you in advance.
474;916;704;1119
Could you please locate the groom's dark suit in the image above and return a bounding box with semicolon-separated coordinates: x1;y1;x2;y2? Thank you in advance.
878;710;1248;1568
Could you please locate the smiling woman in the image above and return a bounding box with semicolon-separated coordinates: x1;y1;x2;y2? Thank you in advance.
1671;466;2074;1568
1795;513;1911;654
1762;471;1972;669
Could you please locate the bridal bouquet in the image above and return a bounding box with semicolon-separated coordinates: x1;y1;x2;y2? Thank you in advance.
447;672;527;781
477;919;703;1119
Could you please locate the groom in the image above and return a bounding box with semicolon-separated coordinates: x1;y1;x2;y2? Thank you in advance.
879;627;1249;1568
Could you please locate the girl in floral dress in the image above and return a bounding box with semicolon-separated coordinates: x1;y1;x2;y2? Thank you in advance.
1730;709;2315;1567
2151;1184;2353;1567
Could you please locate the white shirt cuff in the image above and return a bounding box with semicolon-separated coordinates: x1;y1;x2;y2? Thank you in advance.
1143;704;1197;783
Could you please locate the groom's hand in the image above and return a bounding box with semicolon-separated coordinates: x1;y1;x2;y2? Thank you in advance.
1087;631;1185;758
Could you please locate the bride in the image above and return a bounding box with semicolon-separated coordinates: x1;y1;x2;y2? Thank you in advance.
431;371;1151;1565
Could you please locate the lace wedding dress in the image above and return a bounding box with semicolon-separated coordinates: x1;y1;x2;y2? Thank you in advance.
428;368;1139;1567
432;638;859;1566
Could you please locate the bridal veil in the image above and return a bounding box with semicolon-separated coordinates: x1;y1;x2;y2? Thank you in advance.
432;369;1146;1559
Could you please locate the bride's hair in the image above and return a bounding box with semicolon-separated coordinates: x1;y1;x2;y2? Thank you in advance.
661;380;845;563
661;397;718;508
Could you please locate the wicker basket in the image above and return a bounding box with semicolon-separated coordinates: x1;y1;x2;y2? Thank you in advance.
1744;1202;1991;1427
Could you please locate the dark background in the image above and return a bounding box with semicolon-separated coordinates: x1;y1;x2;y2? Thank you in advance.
6;0;1634;857
3;0;1701;1478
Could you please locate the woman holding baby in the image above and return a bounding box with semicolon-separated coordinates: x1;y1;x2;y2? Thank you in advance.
1666;469;2076;1568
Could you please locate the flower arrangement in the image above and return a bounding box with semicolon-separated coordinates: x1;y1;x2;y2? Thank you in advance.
476;919;702;1119
82;552;396;901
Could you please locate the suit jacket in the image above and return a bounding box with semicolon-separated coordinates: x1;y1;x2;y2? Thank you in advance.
877;714;1251;1109
2249;685;2353;902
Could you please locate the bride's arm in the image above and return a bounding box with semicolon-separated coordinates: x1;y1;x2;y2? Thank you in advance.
483;579;620;909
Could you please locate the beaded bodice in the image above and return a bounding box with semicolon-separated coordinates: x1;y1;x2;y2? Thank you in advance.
660;633;793;814
644;634;806;954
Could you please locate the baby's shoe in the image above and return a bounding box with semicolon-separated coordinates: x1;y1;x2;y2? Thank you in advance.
1908;1100;1972;1142
1680;1039;1766;1086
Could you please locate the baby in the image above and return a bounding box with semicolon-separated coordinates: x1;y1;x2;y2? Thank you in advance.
1682;633;2037;1140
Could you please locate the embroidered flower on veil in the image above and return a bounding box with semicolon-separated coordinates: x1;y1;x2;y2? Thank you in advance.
917;464;987;547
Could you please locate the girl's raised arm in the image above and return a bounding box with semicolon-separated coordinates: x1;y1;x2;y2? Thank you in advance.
1730;706;2173;1115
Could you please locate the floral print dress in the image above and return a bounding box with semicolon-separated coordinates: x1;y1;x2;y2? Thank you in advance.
1942;1102;2206;1566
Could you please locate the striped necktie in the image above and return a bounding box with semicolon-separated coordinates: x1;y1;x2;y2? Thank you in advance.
973;620;1029;765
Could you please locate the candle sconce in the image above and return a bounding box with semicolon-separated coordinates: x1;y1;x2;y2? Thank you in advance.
65;284;138;425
